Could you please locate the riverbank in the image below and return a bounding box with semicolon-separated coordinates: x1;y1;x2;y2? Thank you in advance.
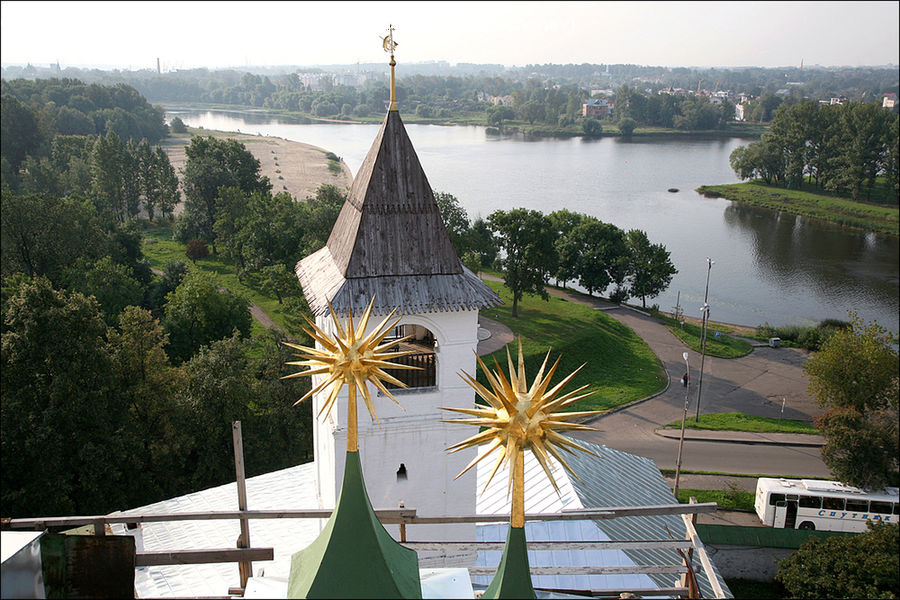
159;126;353;208
697;181;899;237
162;102;765;139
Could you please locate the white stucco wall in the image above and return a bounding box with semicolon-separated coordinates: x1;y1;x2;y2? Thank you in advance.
312;308;482;543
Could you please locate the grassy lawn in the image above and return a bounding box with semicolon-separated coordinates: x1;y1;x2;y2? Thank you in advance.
657;314;753;358
142;226;290;337
480;281;667;412
662;412;819;434
676;488;755;511
696;181;899;237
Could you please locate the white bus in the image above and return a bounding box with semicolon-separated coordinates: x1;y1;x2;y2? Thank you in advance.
755;478;899;532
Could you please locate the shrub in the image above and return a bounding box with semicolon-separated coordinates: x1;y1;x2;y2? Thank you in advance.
185;238;209;263
618;117;637;136
169;116;187;134
776;523;898;599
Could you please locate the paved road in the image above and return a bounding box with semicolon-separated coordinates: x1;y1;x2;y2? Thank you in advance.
479;276;830;480
573;305;830;477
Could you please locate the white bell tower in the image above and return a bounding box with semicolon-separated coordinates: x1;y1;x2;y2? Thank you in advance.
296;105;500;547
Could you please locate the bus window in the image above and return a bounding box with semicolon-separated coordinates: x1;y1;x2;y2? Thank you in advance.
894;503;899;516
769;493;786;506
870;501;892;514
822;497;844;510
799;495;821;509
846;499;868;513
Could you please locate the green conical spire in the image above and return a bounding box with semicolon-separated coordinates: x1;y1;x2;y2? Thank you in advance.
482;526;536;599
288;451;421;598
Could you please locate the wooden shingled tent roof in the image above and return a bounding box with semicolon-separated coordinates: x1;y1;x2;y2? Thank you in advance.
296;109;500;316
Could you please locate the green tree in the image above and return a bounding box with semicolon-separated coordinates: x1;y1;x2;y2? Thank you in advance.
582;118;602;136
241;330;314;470
162;270;252;364
433;190;470;254
258;263;302;304
1;277;128;516
548;209;586;287
776;523;898;599
617;117;636;137
178;136;271;252
462;217;499;269
300;184;345;253
66;255;144;324
0;94;43;181
804;311;899;489
488;208;557;317
152;146;180;219
91;130;130;221
570;219;627;296
486;105;516;129
1;187;107;281
181;332;253;487
625;229;678;309
169;116;188;134
108;306;191;505
519;101;544;125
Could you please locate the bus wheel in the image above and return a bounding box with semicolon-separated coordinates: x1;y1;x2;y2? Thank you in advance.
798;521;815;531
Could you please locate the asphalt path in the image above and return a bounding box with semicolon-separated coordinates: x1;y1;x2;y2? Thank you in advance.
476;277;831;481
571;305;831;478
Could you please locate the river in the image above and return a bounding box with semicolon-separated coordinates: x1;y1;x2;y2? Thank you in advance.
167;108;899;334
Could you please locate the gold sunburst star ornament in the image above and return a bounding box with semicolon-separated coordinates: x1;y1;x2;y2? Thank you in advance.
282;297;419;452
444;340;601;527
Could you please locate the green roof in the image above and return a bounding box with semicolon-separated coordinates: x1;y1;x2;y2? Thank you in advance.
287;451;421;598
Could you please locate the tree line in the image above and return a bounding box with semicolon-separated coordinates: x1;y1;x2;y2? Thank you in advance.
1;181;315;517
729;100;899;201
1;89;334;517
1;78;168;182
434;194;678;317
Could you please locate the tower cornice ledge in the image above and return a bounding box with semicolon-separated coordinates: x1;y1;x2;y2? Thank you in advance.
297;246;500;317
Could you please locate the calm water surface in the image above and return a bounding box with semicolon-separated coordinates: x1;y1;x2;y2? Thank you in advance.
168;109;899;334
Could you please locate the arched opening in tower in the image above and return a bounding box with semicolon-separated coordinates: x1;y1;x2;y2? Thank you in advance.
383;323;437;389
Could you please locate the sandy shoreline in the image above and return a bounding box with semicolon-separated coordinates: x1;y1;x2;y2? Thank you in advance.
161;128;353;211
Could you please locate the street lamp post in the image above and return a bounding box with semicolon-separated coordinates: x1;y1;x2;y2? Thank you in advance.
673;351;690;498
694;258;714;423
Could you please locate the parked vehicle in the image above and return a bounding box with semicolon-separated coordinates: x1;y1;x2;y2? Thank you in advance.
754;477;898;532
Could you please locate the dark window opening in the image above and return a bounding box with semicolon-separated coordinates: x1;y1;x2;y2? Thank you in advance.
396;463;408;482
822;496;844;510
799;495;821;509
384;325;437;389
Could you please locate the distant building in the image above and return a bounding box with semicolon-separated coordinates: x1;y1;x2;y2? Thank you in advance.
488;94;514;106
582;98;609;118
883;93;897;109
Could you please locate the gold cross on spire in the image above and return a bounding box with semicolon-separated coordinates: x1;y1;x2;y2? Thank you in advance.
382;24;399;111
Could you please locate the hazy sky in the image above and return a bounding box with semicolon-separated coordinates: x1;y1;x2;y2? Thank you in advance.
2;1;898;70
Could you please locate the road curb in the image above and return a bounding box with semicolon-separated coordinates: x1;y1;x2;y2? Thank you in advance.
654;428;825;447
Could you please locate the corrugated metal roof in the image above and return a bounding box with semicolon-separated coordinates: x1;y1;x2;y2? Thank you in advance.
565;440;732;598
111;463;321;598
473;447;656;593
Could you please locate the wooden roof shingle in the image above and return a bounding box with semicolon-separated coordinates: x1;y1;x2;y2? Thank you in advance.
297;110;501;316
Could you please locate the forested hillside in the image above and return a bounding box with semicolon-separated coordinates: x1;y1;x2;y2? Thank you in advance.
1;81;319;518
